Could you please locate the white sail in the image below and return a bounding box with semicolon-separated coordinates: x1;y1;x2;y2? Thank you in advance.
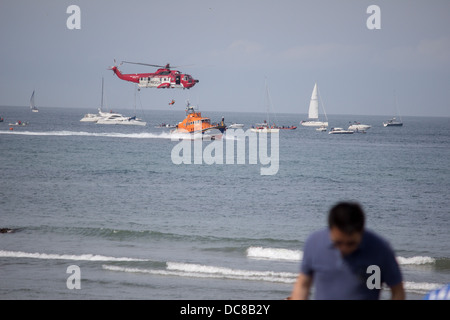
308;83;319;119
30;90;38;112
301;82;328;127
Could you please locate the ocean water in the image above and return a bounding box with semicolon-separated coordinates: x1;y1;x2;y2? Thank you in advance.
0;105;449;300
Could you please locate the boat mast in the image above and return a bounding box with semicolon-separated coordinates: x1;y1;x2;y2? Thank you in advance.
100;78;104;112
317;85;329;123
394;90;402;122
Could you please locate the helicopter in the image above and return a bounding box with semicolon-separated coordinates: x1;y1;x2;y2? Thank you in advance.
109;60;199;89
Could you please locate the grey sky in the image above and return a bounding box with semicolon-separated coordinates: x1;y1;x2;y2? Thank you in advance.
1;0;449;117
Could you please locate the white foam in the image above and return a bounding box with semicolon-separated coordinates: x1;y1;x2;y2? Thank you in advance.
246;247;436;267
397;256;436;265
404;281;445;294
246;247;303;261
0;130;174;139
103;262;298;284
0;250;148;261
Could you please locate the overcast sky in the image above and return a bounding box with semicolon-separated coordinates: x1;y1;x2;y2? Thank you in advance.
1;0;449;117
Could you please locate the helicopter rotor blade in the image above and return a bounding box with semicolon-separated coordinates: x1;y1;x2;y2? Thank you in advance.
121;61;165;68
120;61;194;70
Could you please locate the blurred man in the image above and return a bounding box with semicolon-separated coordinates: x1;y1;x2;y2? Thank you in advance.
290;202;405;300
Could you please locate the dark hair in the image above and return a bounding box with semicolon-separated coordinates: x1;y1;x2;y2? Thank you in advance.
328;202;365;234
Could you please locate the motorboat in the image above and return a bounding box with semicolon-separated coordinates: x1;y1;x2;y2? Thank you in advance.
348;121;371;132
328;127;354;134
300;83;328;127
228;123;245;129
171;101;226;139
316;125;327;132
96;113;146;126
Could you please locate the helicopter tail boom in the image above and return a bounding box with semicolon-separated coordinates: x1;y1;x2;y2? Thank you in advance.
109;66;139;83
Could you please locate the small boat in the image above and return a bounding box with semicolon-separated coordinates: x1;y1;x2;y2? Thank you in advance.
274;125;297;130
316;125;327;132
348;121;371;132
30;90;38;112
251;80;281;133
250;121;280;133
384;92;403;127
383;117;403;127
228;123;245;129
300;83;328;127
171;101;226;139
328;127;354;134
8;121;28;126
155;123;176;128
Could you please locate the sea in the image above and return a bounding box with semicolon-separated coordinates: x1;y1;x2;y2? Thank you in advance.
0;105;449;301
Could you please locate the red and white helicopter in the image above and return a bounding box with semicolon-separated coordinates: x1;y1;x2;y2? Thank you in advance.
109;60;199;89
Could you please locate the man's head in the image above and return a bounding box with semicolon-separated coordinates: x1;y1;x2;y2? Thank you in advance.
328;202;365;256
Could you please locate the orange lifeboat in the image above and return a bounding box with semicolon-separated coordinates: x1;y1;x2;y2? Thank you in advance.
172;102;226;138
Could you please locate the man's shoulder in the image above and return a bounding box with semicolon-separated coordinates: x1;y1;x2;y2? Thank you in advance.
306;227;329;242
364;229;392;248
304;228;330;250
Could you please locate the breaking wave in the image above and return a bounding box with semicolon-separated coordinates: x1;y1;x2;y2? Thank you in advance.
103;262;297;284
396;256;436;265
246;246;437;266
0;130;175;139
247;246;303;261
0;250;149;262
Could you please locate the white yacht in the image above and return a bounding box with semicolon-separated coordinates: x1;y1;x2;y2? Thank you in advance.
328;127;354;134
96;113;146;126
95;84;146;126
348;122;371;132
80;108;111;122
80;78;110;122
228;123;245;129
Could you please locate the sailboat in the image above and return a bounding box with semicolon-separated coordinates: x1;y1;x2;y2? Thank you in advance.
96;85;146;126
30;90;38;112
300;83;328;127
250;80;279;133
383;92;403;127
80;78;113;122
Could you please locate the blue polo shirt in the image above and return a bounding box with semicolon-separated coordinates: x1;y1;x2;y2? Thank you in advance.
301;228;403;300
